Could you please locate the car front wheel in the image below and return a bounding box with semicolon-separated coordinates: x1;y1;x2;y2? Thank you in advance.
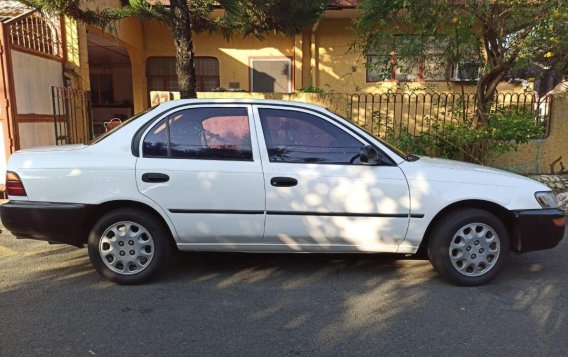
428;208;510;286
88;208;171;285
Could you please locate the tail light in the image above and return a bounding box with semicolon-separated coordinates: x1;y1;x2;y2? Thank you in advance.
6;171;27;196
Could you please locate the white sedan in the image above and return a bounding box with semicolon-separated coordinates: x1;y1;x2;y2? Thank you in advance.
1;99;564;285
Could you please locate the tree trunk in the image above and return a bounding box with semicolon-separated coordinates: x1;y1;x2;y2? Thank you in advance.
475;76;491;127
170;0;197;99
474;66;507;127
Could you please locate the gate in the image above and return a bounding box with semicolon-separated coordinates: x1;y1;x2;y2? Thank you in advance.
51;86;93;145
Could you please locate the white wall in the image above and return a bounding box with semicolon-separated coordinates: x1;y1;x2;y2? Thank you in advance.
18;122;56;149
12;50;63;115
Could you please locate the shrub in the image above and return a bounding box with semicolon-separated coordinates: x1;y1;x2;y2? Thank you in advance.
376;107;544;164
298;85;325;94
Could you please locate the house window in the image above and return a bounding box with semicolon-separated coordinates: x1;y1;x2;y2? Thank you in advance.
146;57;220;92
195;57;221;91
366;36;447;82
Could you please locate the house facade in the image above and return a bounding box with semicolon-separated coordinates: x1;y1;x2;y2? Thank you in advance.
0;0;532;178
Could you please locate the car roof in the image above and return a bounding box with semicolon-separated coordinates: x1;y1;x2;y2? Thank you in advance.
155;98;328;112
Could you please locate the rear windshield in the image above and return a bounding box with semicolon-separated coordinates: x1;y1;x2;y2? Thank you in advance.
89;106;158;145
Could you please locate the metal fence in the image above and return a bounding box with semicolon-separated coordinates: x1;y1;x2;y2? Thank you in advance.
7;10;63;59
51;86;93;145
347;92;553;139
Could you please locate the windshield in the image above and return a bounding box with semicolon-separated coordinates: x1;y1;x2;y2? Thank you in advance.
89;106;158;145
327;110;410;161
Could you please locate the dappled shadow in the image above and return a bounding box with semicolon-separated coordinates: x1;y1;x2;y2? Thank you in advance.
2;236;568;355
493;240;568;339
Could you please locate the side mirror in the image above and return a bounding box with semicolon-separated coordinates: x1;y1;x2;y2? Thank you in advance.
360;145;381;164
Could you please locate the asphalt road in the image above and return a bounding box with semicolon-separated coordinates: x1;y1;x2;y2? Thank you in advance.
1;227;567;356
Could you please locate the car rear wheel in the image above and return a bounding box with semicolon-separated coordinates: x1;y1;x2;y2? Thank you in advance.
428;208;510;286
88;208;171;285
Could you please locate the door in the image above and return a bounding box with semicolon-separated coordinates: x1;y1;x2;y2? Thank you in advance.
253;106;410;252
136;105;265;245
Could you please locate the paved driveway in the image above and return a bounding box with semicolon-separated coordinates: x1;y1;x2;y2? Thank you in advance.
1;228;567;356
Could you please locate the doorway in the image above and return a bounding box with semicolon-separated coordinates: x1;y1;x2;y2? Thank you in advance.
87;33;133;136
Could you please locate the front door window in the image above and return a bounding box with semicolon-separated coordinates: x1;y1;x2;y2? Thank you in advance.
258;108;364;164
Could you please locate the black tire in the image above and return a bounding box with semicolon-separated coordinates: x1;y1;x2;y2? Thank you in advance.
428;208;510;286
88;208;172;285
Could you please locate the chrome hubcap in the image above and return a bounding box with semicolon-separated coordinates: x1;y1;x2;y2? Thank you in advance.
449;223;500;277
99;221;154;275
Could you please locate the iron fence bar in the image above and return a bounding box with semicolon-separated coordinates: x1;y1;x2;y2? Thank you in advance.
51;86;58;145
362;94;369;131
347;91;553;141
51;86;92;145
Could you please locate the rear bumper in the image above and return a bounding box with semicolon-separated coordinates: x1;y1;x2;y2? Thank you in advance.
513;208;566;253
0;201;92;247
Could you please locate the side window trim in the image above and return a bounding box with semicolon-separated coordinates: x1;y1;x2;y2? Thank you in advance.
139;104;255;161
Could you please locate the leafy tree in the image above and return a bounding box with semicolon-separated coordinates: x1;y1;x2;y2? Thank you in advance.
355;0;568;127
20;0;329;98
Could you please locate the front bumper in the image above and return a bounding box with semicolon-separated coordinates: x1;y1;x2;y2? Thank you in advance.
513;208;566;253
0;201;93;247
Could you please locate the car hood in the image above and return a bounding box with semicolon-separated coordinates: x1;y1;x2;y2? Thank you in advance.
399;156;547;189
15;144;88;153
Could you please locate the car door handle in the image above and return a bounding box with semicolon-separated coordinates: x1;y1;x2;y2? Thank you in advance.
270;177;298;187
141;173;170;183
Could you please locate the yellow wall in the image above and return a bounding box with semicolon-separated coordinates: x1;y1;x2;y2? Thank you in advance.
142;20;295;89
313;18;527;94
494;93;568;174
314;19;359;92
131;17;526;108
81;13;528;115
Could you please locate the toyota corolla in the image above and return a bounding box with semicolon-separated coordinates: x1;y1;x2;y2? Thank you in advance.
1;99;564;285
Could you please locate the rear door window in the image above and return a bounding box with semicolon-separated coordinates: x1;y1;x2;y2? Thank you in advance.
143;107;253;161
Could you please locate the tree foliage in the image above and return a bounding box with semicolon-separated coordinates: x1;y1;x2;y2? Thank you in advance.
20;0;329;98
356;0;568;127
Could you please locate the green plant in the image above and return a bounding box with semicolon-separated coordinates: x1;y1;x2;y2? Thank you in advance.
487;107;545;151
384;124;431;156
299;85;326;94
432;108;544;163
374;107;544;165
372;112;434;156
